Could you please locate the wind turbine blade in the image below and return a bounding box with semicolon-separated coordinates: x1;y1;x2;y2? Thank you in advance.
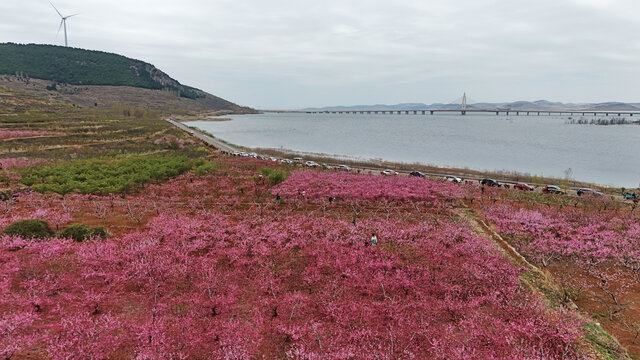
50;2;63;17
65;13;80;19
56;19;64;38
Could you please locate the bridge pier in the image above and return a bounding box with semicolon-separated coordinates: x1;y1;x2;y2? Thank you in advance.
461;110;466;115
430;110;434;115
496;111;499;115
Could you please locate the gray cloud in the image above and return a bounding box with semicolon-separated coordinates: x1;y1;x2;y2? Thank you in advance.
1;0;639;108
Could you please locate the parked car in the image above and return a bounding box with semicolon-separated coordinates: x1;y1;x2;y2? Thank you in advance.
382;169;398;176
280;159;293;164
444;175;462;183
514;182;535;191
305;161;320;167
481;178;501;187
577;188;603;196
410;171;426;177
269;157;278;162
543;185;563;194
337;165;352;172
239;152;249;157
293;157;303;164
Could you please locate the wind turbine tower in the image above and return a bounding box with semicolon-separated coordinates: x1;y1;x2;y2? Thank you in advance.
50;2;79;47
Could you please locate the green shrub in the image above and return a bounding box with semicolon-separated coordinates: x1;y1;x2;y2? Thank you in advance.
269;171;287;185
20;155;195;195
90;226;107;239
59;223;107;242
3;219;53;239
194;160;218;176
260;167;289;185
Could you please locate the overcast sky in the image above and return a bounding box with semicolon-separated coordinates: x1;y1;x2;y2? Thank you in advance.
1;0;640;109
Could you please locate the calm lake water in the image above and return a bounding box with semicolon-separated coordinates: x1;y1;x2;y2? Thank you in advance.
185;113;640;188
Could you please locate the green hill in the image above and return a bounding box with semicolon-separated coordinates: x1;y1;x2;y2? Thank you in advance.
0;43;205;99
0;43;255;113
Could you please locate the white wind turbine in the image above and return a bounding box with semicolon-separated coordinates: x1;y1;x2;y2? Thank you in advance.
50;2;79;47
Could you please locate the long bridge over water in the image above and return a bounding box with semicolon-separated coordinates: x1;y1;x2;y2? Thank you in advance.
305;93;639;116
306;109;639;116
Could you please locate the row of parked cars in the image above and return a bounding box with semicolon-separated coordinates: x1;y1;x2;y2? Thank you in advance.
230;152;611;198
479;178;606;196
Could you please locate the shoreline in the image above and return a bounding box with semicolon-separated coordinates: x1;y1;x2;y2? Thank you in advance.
249;147;631;193
174;117;637;193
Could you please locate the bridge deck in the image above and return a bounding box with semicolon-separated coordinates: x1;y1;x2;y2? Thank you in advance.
305;109;639;116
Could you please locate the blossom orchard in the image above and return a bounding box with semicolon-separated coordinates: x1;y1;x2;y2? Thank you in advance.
1;164;592;359
481;204;640;276
1;209;586;359
272;170;477;203
479;201;640;350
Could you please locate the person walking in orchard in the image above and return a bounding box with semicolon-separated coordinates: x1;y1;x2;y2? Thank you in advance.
371;233;378;245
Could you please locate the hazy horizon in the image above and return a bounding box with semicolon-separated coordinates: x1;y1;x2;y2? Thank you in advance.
2;0;640;109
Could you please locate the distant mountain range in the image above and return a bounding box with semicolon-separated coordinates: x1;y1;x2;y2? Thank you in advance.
304;100;640;112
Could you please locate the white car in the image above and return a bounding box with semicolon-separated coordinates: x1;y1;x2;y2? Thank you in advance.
305;161;320;167
280;159;293;164
381;169;398;176
444;175;462;183
337;165;352;172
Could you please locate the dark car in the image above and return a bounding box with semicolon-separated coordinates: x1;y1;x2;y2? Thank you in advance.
577;188;603;196
513;183;535;191
409;171;426;177
543;185;564;194
624;193;639;203
481;178;501;187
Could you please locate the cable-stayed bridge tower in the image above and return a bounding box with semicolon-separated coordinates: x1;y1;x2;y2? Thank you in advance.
461;92;467;115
